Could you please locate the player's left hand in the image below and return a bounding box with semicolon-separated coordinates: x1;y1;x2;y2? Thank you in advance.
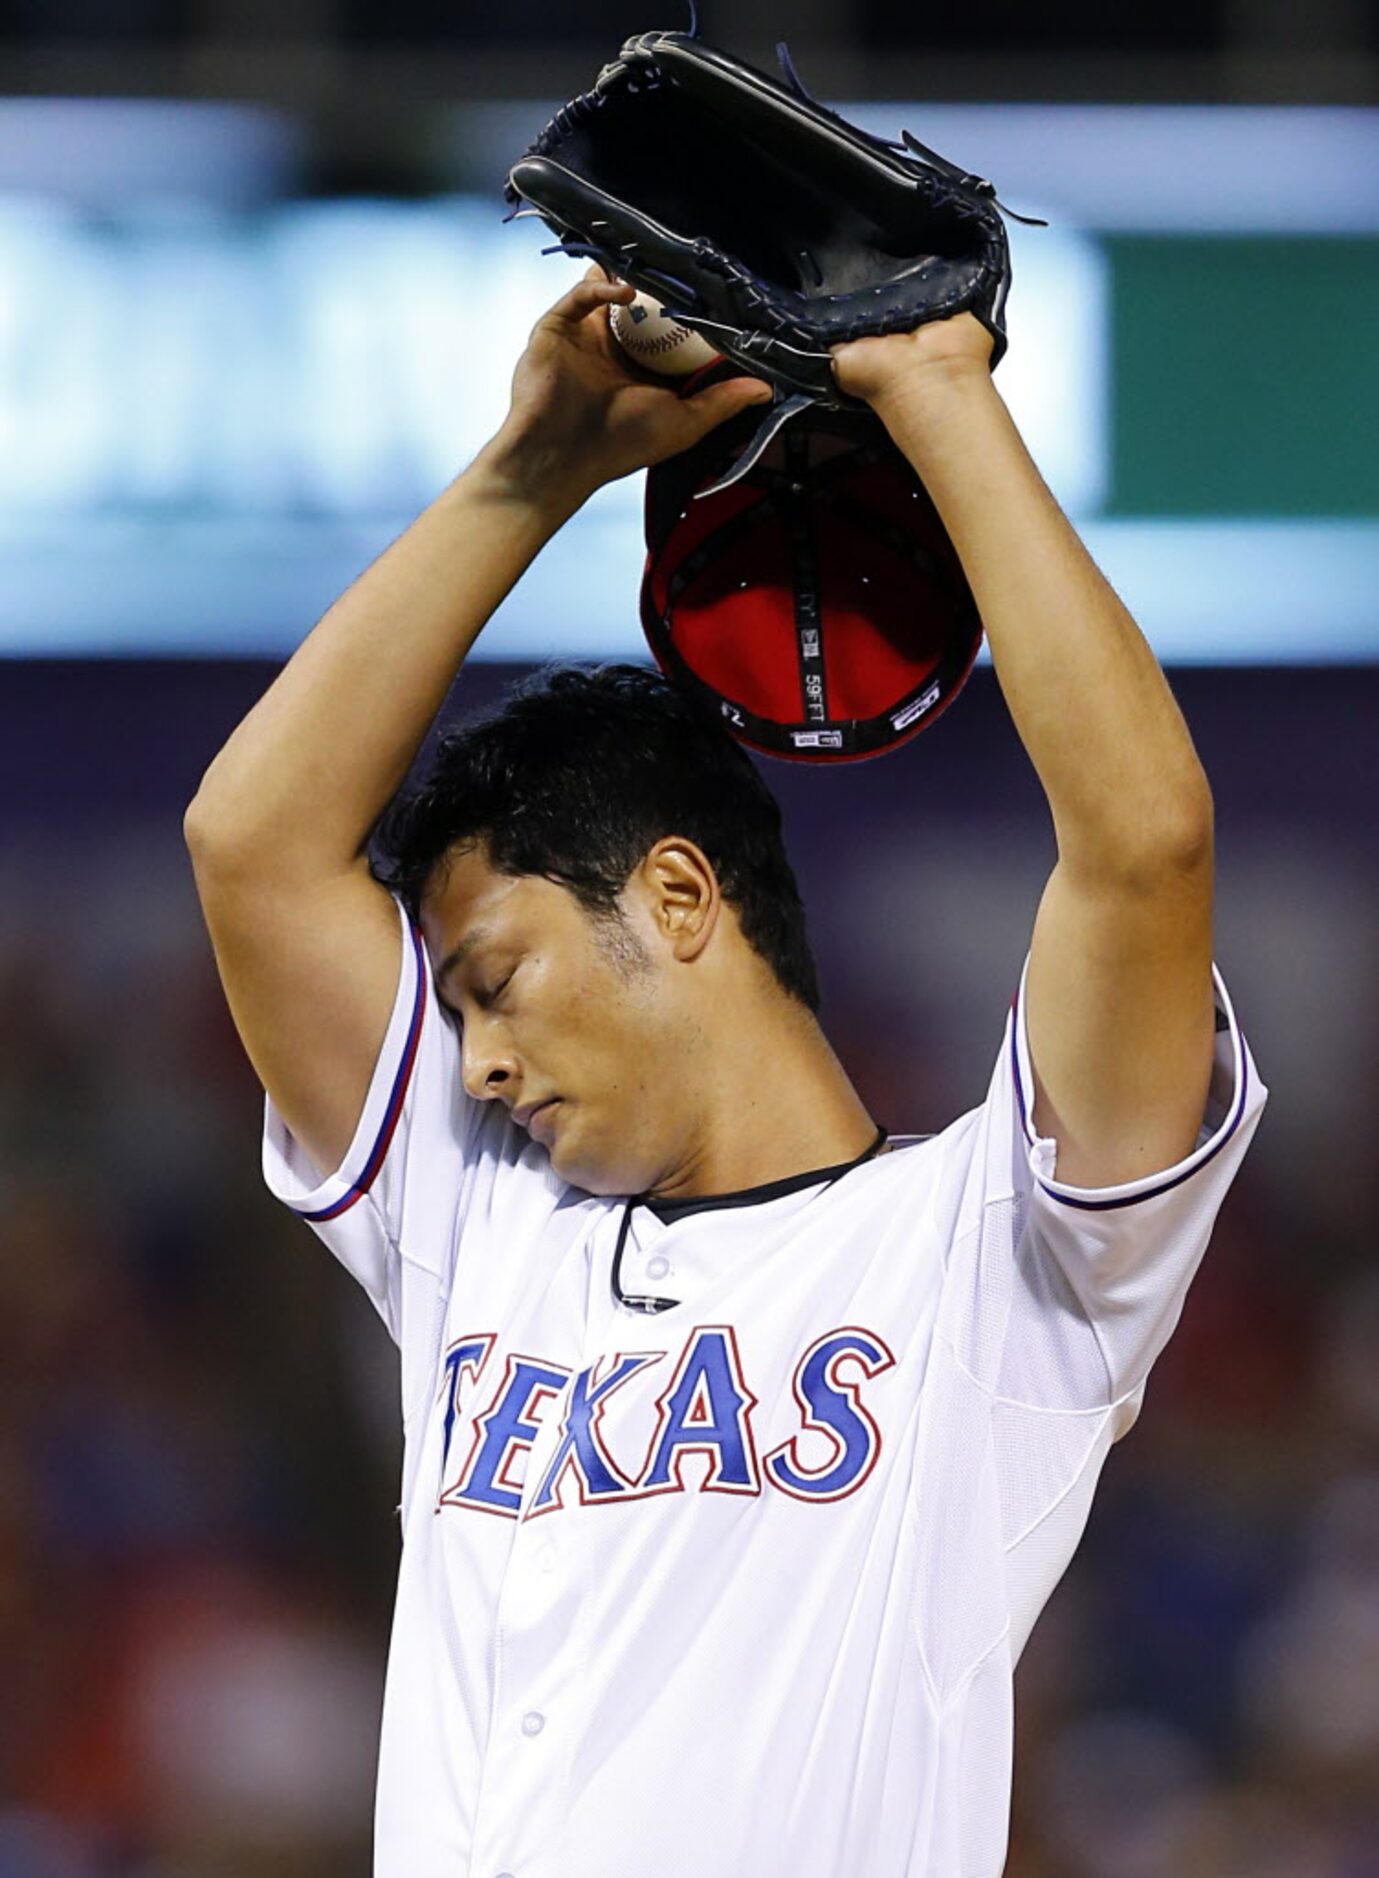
829;310;995;407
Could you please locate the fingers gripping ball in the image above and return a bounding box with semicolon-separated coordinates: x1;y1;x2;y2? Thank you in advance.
608;284;723;377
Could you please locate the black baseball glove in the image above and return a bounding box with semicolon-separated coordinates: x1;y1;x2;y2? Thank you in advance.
503;26;1043;491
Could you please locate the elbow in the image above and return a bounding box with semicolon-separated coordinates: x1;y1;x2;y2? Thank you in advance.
1135;769;1214;876
1061;770;1214;891
183;797;285;922
183;783;260;882
182;791;213;857
183;788;230;863
185;785;362;896
1158;766;1214;870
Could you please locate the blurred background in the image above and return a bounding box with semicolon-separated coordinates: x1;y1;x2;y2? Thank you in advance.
1;2;1377;1874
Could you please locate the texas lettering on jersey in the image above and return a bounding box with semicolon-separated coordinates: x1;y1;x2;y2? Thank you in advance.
436;1322;898;1520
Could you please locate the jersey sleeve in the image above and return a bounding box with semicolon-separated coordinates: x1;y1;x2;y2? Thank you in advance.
260;891;476;1347
931;955;1268;1660
1000;953;1265;1401
261;893;573;1517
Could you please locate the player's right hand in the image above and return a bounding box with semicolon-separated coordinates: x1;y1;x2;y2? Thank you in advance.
480;265;771;513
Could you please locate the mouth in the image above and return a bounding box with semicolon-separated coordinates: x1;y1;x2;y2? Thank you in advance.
527;1098;561;1143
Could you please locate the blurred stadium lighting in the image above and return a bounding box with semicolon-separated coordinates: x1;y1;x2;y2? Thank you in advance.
0;99;303;209
0;101;1373;662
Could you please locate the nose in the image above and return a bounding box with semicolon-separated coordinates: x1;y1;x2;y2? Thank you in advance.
460;1018;517;1103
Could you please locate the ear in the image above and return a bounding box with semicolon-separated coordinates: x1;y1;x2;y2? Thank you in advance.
638;838;720;962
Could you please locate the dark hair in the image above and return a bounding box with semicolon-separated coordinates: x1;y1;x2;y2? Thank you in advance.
371;663;821;1015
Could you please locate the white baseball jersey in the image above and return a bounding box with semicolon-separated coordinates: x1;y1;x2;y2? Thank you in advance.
262;892;1265;1878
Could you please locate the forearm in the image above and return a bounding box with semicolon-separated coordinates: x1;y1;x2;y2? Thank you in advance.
875;368;1212;873
186;440;580;875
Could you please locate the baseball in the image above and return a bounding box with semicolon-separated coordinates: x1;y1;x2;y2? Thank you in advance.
608;284;723;376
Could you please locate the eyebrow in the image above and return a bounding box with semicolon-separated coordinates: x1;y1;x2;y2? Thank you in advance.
434;925;493;990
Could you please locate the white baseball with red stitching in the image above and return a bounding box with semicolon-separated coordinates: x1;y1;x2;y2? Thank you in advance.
608;285;722;376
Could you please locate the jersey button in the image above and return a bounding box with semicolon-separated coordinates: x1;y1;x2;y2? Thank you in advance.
647;1254;671;1279
521;1710;545;1736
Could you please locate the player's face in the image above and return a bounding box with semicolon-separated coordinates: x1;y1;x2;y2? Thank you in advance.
420;841;693;1195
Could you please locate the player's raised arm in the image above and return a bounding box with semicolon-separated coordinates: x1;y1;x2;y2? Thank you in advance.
831;317;1215;1190
184;268;771;1179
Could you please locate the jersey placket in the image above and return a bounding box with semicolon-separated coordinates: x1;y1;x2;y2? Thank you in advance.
467;1379;588;1878
477;1191;927;1878
618;1203;685;1313
468;1203;695;1875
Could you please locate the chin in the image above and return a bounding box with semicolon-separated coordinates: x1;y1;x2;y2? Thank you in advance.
546;1114;652;1199
553;1152;634;1199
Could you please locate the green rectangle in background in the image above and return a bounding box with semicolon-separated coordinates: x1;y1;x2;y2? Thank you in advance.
1106;237;1379;518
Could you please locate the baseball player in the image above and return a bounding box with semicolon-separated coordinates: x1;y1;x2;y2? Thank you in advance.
186;269;1266;1876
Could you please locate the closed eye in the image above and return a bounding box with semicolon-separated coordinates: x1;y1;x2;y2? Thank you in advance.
477;967;516;1008
438;966;512;1022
